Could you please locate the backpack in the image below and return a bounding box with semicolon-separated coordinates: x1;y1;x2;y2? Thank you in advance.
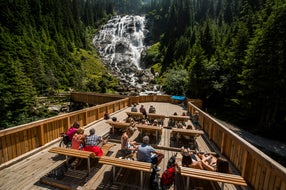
63;134;70;145
161;154;177;188
161;166;175;186
150;168;160;190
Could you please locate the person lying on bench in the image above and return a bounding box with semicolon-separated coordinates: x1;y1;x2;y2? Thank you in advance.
200;154;229;173
181;147;204;170
137;136;164;171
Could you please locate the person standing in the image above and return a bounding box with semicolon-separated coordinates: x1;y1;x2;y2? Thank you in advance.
140;105;147;119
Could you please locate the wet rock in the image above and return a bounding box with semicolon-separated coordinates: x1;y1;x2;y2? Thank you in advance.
93;15;162;94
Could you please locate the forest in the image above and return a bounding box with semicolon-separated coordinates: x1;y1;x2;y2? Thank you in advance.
0;0;285;142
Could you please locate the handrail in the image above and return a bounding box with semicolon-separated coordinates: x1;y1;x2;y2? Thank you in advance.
0;97;129;165
187;102;286;190
1;92;285;190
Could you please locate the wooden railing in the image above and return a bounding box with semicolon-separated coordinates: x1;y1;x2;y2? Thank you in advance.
0;93;202;166
187;102;286;190
1;92;285;190
0;97;129;165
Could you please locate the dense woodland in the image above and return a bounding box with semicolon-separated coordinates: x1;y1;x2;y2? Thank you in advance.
1;0;285;142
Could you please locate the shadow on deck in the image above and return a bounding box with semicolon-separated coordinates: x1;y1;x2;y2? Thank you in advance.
37;127;229;190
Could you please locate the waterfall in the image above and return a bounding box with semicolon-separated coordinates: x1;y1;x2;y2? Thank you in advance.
93;15;161;95
93;15;146;69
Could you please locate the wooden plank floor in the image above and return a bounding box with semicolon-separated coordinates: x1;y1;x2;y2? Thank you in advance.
0;102;244;190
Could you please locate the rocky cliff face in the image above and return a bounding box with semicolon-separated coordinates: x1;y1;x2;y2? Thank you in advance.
93;15;161;96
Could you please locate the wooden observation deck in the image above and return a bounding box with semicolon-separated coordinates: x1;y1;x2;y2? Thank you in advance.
0;92;285;190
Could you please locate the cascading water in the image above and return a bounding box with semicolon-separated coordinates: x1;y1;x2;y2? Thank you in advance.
93;15;161;95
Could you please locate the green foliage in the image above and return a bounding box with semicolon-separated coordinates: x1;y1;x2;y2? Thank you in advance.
71;48;118;92
142;42;162;67
1;0;286;140
163;68;189;96
0;0;117;127
146;0;286;140
240;4;286;131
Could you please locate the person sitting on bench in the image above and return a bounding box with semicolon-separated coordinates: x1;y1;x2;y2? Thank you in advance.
137;136;164;171
82;128;104;156
148;105;156;113
72;127;86;150
121;127;137;158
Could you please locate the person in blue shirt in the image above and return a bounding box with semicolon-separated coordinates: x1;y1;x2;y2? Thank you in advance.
137;136;164;171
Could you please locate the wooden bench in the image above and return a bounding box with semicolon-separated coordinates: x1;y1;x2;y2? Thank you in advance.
171;128;204;137
147;113;166;125
135;124;162;142
178;166;247;190
167;115;190;128
48;143;115;175
171;128;204;148
168;115;190;122
106;121;131;134
126;111;144;120
98;156;152;189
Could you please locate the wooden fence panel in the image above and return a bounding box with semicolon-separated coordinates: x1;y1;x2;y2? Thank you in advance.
187;101;286;190
1;92;285;190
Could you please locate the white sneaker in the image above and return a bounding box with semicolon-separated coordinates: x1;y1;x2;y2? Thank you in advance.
154;166;161;172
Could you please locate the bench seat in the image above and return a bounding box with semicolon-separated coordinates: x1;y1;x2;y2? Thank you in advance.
126;111;144;120
171;128;204;137
147;113;166;119
106;121;132;135
99;156;151;172
98;156;152;189
106;121;131;128
179;166;247;190
48;143;115;175
168;115;190;121
49;147;96;159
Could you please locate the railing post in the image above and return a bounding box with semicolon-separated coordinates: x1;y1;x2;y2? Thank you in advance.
220;133;225;154
40;124;45;146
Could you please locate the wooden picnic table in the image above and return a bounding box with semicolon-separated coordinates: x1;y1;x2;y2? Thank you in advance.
147;113;166;125
106;121;131;134
135;124;162;142
171;128;204;137
167;115;190;128
126;111;144;120
147;113;166;120
168;115;190;122
171;128;204;147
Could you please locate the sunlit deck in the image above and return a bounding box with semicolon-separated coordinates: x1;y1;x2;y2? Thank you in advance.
1;91;285;190
0;102;248;190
